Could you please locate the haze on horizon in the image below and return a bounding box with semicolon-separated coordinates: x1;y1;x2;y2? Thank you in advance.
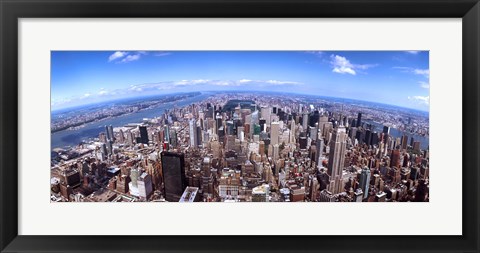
51;51;430;111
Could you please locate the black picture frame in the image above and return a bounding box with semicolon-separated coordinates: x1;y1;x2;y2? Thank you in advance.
1;0;479;252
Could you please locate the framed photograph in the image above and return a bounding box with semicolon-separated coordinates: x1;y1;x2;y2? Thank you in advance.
1;0;479;252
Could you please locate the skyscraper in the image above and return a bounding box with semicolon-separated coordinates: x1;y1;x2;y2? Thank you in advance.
319;114;328;136
137;172;153;199
107;140;113;155
270;121;279;145
118;129;125;143
359;167;371;199
299;136;308;149
105;125;114;142
309;125;318;140
215;113;223;137
189;119;198;147
401;135;409;150
365;129;372;146
161;152;187;202
139;125;149;144
128;167;140;196
391;149;401;168
250;111;259;138
302;112;309;130
289;120;296;144
309;111;320;127
316;137;324;166
413;141;421;152
357;113;362;128
162;125;169;144
196;126;202;146
101;143;108;158
261;106;271;125
226;120;234;135
383;125;390;134
371;131;379;146
126;130;134;146
327;125;347;194
201;157;214;196
99;132;107;143
272;144;279;161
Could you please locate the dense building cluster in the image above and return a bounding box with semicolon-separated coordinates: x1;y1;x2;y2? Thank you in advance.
50;93;429;202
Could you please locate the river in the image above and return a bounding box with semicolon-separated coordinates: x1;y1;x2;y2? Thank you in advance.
51;93;429;151
365;120;429;150
51;93;212;150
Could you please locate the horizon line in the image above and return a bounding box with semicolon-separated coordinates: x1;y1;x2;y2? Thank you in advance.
51;90;430;114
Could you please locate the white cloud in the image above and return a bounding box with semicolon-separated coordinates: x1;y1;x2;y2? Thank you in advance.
108;51;128;62
265;80;301;85
211;80;237;86
174;80;193;86
306;51;324;57
126;78;302;92
393;66;410;71
174;79;210;86
239;79;253;83
53;78;303;109
170;79;301;87
108;51;147;63
51;97;72;107
355;64;378;70
98;90;109;96
394;67;430;78
330;54;376;75
419;81;430;89
120;54;141;63
331;55;356;75
128;84;150;91
406;51;421;54
81;93;91;99
408;95;429;105
413;68;430;78
192;79;209;84
154;52;171;57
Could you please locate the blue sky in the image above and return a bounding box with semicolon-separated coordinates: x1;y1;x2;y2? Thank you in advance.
51;51;429;111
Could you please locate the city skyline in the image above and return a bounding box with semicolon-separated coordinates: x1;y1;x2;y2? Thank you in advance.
51;91;430;203
51;51;430;111
51;51;429;203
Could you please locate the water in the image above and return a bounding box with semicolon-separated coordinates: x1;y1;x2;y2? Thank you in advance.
51;92;429;151
51;93;212;150
365;120;429;150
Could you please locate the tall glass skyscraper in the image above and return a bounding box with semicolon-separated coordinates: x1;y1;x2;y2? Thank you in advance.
161;152;187;202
